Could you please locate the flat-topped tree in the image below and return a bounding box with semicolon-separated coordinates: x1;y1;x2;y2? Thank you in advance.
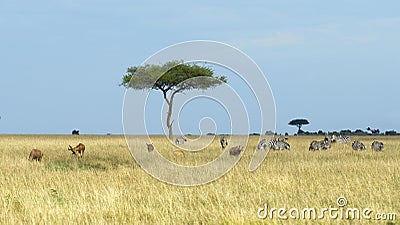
288;119;309;134
120;61;227;139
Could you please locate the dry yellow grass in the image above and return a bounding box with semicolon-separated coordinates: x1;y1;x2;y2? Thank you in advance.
0;135;398;224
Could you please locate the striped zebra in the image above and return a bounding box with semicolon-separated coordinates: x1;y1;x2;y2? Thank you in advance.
331;134;351;143
269;137;290;151
371;141;384;151
257;138;268;150
257;137;290;151
175;136;187;145
220;136;228;149
352;141;366;151
309;137;331;151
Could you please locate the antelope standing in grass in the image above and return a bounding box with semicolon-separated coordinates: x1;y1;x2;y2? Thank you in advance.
173;150;184;156
146;143;154;152
229;146;244;156
68;143;85;158
29;149;43;162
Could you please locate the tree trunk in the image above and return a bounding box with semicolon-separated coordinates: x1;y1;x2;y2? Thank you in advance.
166;100;173;140
297;124;302;134
163;90;179;140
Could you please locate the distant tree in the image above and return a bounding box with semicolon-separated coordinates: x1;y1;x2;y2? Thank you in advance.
367;127;380;135
120;61;226;139
288;119;309;134
384;130;397;135
265;130;274;135
354;129;367;135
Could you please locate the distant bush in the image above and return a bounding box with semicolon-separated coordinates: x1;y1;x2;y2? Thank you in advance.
385;130;398;135
340;129;352;135
265;130;274;135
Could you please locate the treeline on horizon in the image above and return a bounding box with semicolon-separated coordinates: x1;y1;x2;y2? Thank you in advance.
200;128;399;136
264;128;399;136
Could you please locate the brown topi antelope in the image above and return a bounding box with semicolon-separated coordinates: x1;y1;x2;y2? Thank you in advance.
229;146;244;156
29;149;43;162
68;143;85;158
146;143;154;152
173;150;184;156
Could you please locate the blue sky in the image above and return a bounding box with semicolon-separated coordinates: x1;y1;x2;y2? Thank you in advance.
0;0;399;134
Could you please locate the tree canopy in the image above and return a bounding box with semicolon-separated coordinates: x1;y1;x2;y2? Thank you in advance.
121;61;227;139
288;119;310;134
120;61;227;93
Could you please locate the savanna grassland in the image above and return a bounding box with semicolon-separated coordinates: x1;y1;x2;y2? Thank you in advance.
0;135;398;224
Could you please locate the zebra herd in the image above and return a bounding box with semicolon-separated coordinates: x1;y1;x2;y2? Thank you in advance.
308;135;384;152
254;134;385;152
145;135;385;158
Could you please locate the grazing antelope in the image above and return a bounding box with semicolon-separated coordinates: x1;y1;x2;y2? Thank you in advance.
146;143;154;152
29;149;43;162
173;150;184;156
229;146;244;156
220;136;228;149
371;141;384;151
352;141;366;151
68;143;85;158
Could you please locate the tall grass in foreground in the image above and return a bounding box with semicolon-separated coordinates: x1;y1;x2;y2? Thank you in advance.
0;135;398;224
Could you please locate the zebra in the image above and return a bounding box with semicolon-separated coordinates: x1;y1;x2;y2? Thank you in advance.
257;138;268;150
269;137;290;151
309;137;331;151
371;141;384;151
175;136;187;145
352;140;366;151
331;134;351;143
277;136;288;142
257;137;290;151
270;139;290;150
220;136;228;149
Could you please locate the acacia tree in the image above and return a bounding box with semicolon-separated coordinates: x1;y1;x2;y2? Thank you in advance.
120;61;227;139
288;119;309;134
